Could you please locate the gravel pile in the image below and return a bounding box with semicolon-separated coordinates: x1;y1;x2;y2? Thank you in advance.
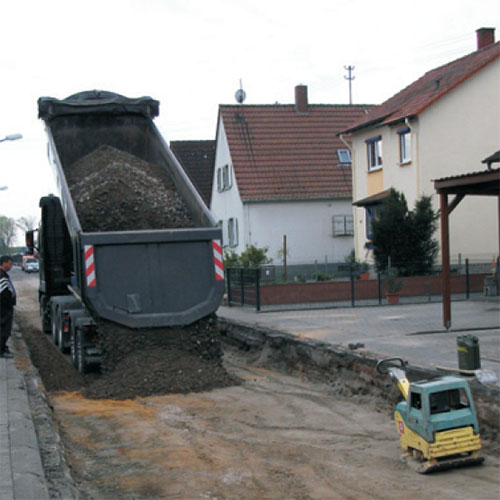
40;144;235;399
83;316;239;400
67;145;194;231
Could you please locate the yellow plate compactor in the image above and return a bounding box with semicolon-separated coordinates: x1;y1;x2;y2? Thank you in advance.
376;357;484;473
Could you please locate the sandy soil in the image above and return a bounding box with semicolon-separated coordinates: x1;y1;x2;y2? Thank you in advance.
12;269;500;499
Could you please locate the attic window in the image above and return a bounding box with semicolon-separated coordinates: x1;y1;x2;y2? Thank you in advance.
337;149;352;165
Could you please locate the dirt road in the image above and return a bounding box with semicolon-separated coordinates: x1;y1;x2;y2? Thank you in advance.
12;269;500;499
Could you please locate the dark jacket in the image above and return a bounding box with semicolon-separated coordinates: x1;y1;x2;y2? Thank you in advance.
0;268;16;310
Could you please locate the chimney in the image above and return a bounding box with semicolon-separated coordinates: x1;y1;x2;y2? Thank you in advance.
295;85;308;113
476;27;495;50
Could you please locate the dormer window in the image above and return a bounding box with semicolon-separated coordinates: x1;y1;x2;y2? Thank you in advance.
337;149;352;165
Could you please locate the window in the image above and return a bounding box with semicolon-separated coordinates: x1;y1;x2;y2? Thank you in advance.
364;205;380;249
222;164;232;189
398;128;411;164
430;388;470;415
410;392;422;410
337;149;352;165
228;217;239;247
217;164;232;191
366;136;382;171
332;215;354;237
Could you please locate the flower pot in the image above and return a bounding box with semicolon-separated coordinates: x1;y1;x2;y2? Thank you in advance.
386;293;399;304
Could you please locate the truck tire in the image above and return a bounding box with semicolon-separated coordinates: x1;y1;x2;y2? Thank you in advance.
57;320;69;354
76;329;89;374
40;295;51;333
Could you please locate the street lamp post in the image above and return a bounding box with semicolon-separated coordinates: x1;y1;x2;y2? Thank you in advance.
0;133;22;143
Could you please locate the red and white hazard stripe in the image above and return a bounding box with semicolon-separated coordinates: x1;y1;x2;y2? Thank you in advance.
84;245;96;287
212;239;224;281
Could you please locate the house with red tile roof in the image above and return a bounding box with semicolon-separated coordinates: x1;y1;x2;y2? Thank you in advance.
341;28;500;264
210;85;375;264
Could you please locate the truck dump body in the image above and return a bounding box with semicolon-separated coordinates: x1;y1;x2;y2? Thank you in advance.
38;91;224;328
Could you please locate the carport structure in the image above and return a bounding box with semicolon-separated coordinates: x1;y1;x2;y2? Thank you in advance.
434;152;500;328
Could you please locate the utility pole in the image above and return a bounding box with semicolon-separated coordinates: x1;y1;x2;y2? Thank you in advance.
344;65;355;104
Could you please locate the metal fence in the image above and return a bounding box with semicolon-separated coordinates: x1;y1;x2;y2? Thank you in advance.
226;256;498;311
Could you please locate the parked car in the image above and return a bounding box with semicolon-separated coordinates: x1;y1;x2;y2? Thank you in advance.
24;257;39;273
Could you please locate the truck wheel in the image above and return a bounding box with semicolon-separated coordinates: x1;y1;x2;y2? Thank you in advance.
40;296;51;333
57;321;69;354
76;329;89;374
51;312;59;345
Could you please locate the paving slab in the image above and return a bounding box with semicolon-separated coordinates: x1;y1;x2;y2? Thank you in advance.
0;349;50;500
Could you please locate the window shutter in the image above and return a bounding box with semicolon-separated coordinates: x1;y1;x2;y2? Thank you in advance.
217;168;222;191
333;216;344;236
345;215;354;235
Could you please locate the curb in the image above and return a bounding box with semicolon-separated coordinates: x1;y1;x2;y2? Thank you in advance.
12;328;80;499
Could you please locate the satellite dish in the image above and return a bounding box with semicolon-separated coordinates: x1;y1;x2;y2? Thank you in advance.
235;88;246;104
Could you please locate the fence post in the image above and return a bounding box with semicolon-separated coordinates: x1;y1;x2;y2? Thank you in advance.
227;268;232;307
255;268;261;312
350;263;355;307
465;258;470;299
240;268;245;306
378;272;382;305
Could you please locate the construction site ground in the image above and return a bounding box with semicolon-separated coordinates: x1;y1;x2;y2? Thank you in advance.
8;268;500;499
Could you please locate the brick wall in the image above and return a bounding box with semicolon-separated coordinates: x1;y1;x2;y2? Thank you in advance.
259;274;487;306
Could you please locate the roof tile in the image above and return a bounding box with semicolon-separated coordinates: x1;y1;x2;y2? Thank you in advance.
343;42;500;133
219;104;374;201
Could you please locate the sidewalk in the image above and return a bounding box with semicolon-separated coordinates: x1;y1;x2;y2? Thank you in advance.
217;297;500;381
0;344;50;500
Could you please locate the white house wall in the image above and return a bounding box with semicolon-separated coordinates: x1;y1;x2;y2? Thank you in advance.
352;58;499;263
210;117;245;249
417;59;499;261
246;199;354;265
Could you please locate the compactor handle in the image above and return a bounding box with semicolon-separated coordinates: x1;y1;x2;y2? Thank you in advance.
376;357;405;374
376;357;410;400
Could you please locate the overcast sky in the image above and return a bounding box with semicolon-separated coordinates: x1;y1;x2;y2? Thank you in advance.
1;0;499;244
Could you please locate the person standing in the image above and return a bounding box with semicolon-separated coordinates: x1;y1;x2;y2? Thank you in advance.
0;255;16;358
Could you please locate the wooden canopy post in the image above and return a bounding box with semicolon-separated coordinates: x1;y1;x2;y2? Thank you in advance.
439;192;465;330
439;193;451;329
434;164;500;330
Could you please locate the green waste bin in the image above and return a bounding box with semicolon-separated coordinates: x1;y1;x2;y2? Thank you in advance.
457;334;481;370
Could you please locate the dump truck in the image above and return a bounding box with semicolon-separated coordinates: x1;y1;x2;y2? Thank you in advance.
27;90;225;373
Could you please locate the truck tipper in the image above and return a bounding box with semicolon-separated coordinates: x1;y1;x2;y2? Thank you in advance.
28;90;225;373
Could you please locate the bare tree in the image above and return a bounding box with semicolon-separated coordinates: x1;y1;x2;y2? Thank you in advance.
16;215;38;232
0;215;17;249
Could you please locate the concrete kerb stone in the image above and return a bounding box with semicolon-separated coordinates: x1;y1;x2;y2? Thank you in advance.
11;328;79;499
218;317;500;441
1;351;50;500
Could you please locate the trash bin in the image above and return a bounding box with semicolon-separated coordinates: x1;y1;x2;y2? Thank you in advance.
457;334;481;370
